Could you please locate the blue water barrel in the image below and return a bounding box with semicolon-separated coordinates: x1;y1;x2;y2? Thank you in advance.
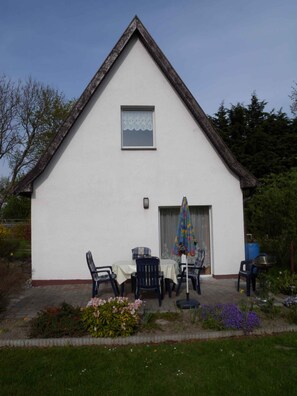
245;243;260;260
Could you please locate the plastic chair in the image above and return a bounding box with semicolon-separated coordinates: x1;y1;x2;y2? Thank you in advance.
86;251;119;297
237;259;256;296
176;249;205;295
134;257;164;306
131;247;152;292
131;247;151;260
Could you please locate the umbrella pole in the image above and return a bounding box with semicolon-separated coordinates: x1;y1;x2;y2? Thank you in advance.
186;256;189;301
174;196;200;309
176;254;200;309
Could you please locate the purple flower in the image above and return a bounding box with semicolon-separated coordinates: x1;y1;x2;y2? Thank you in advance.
199;304;260;333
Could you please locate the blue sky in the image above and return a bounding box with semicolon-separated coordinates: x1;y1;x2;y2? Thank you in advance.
0;0;297;177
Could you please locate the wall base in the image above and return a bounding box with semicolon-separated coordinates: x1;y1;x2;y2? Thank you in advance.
32;279;91;286
212;274;237;279
31;274;237;286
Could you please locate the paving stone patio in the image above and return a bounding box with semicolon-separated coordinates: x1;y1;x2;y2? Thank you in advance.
3;277;251;320
2;276;297;347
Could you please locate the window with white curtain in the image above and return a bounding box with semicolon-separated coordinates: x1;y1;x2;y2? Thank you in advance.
160;206;211;273
121;107;155;148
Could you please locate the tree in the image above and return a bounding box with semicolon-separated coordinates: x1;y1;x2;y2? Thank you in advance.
210;92;297;179
0;76;74;211
0;75;19;160
0;195;30;220
290;82;297;116
211;102;229;140
245;169;297;267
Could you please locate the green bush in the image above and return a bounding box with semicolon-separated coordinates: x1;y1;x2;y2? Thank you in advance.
0;260;27;313
12;240;31;260
29;302;87;338
245;170;297;267
255;297;281;319
0;238;20;259
0;223;31;260
11;223;31;241
82;297;143;338
0;195;30;220
287;305;297;324
264;270;297;295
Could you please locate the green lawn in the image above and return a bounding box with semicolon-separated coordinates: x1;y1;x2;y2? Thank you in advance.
1;333;297;395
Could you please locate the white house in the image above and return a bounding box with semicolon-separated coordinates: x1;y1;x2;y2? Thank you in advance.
15;16;257;285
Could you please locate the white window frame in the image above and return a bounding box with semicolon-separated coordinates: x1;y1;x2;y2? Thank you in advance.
121;106;156;150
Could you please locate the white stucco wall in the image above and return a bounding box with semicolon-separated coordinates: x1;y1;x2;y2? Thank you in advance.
31;37;245;281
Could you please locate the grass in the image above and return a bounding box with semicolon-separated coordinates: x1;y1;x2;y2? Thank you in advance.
0;333;297;395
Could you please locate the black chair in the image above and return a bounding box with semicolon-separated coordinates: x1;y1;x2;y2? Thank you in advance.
86;251;119;297
131;247;152;292
176;249;205;296
134;257;164;306
237;259;256;296
131;247;151;260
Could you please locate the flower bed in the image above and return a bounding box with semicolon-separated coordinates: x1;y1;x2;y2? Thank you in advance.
82;297;143;337
199;303;260;334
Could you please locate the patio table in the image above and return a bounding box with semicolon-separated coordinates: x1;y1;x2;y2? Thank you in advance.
112;259;179;295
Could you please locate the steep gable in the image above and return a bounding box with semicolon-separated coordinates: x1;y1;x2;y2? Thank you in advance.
14;16;257;195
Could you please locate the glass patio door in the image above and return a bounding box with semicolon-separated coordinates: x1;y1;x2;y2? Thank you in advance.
159;206;211;274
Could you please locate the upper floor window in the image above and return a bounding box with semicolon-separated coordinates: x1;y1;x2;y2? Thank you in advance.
121;106;155;149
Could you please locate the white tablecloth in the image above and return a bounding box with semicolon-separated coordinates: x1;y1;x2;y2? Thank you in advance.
112;259;178;285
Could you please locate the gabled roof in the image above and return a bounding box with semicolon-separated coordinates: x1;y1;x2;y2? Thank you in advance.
14;15;257;195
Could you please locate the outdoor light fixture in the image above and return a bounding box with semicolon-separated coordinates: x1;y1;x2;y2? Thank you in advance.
143;197;149;209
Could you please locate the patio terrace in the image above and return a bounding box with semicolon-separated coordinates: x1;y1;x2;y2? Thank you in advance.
4;277;251;320
2;276;297;347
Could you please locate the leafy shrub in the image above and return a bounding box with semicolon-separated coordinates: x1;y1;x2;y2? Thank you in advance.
255;297;281;319
245;170;297;268
287;305;297;324
0;195;30;220
199;304;260;334
0;238;20;259
82;297;143;338
264;270;297;295
0;225;17;259
11;223;31;241
0;225;12;239
12;239;31;259
0;223;31;260
0;260;27;313
29;302;87;338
